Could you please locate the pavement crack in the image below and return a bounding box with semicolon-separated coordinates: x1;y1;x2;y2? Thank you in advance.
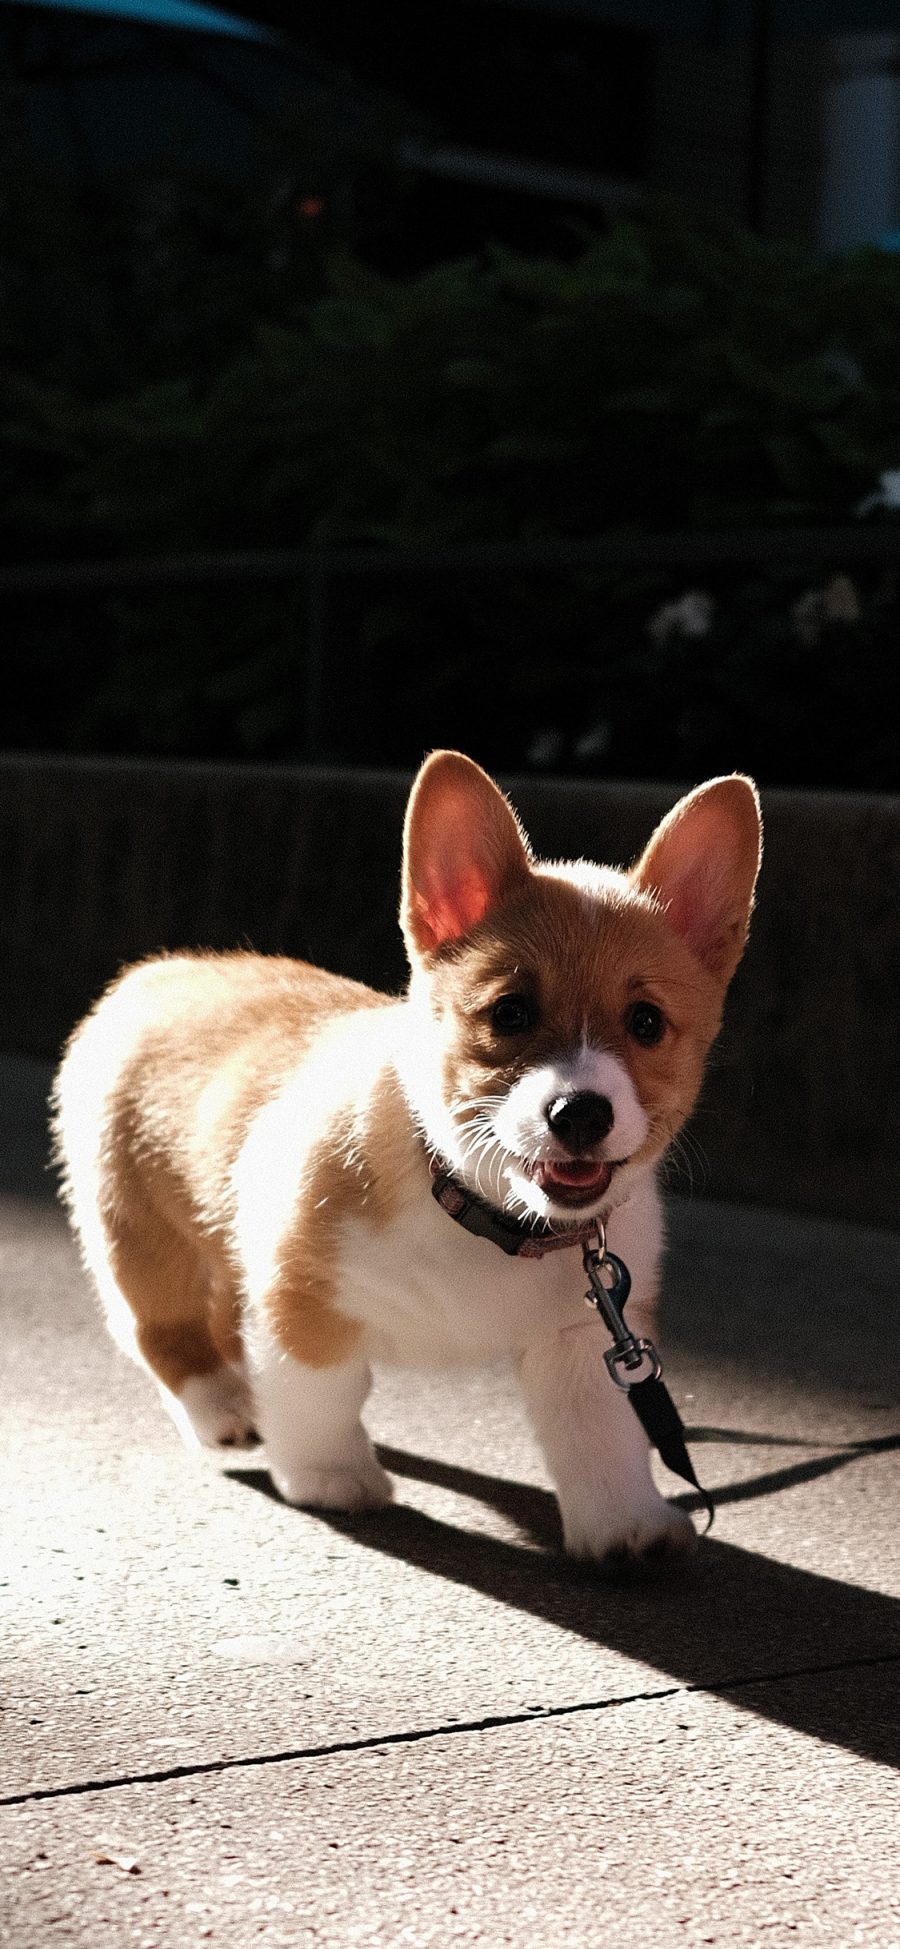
4;1647;900;1810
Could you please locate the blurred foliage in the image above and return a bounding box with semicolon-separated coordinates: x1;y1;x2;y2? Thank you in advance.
3;111;900;784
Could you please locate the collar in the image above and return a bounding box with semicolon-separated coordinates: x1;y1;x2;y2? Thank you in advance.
429;1155;600;1259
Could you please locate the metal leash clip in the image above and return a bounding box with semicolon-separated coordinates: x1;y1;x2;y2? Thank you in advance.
582;1224;662;1390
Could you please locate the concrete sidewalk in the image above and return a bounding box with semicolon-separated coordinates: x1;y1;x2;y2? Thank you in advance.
2;1058;899;1946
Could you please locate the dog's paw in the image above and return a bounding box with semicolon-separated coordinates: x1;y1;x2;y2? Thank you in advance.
174;1370;259;1449
563;1498;697;1576
269;1457;394;1512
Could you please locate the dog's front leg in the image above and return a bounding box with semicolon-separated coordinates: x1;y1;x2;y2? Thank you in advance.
248;1326;393;1512
518;1321;696;1569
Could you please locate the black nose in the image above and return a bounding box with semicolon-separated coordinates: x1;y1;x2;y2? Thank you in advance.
545;1091;614;1154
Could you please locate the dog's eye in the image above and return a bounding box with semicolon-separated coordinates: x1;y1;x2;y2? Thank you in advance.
626;1001;666;1046
491;994;535;1035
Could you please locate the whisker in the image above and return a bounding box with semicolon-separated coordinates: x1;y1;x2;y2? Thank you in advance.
456;1119;507;1202
661;1126;710;1197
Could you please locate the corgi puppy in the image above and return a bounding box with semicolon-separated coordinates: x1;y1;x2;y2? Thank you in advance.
52;752;761;1569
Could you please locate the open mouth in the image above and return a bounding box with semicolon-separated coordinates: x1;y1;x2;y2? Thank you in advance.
530;1158;616;1207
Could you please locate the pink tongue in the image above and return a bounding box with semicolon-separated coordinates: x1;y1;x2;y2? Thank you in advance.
543;1159;611;1189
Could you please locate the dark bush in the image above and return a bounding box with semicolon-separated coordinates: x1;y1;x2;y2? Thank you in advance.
4;134;900;786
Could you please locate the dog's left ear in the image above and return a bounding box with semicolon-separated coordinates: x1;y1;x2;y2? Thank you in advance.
402;751;532;957
631;775;762;985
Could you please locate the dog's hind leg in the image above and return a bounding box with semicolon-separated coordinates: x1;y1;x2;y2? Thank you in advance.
88;1203;257;1450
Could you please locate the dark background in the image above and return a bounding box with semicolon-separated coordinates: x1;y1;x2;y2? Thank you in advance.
3;0;900;789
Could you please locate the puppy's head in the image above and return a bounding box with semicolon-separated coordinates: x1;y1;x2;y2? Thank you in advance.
401;751;761;1228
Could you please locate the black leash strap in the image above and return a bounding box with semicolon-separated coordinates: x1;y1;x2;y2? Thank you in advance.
582;1232;715;1530
627;1375;715;1530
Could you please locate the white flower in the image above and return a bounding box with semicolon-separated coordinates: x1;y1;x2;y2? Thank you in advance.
857;468;900;516
647;589;714;647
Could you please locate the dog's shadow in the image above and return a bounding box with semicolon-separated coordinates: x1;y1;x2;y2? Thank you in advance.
225;1443;561;1546
227;1430;900;1773
377;1443;563;1547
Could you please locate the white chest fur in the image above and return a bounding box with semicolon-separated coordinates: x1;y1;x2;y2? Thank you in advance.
335;1168;664;1369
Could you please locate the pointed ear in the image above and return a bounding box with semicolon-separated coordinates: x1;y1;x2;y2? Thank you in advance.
631;776;762;985
401;751;532;958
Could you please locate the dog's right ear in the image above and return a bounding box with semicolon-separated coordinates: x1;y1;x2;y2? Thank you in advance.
401;751;532;958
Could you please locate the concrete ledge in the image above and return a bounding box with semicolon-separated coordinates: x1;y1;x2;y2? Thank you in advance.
1;752;897;1226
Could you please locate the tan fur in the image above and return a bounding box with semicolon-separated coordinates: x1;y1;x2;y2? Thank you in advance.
262;1073;416;1369
54;952;394;1392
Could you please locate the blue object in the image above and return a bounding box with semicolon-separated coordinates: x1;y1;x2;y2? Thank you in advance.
3;0;296;175
9;0;275;41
